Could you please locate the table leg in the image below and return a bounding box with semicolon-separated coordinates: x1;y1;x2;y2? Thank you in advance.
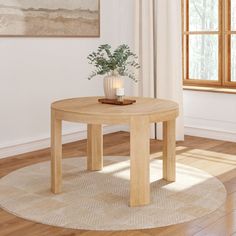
87;124;103;171
130;116;150;207
163;119;176;181
51;110;62;194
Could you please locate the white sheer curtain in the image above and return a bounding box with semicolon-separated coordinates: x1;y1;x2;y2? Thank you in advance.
134;0;184;141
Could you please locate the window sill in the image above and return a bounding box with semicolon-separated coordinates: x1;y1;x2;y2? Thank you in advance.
183;86;236;95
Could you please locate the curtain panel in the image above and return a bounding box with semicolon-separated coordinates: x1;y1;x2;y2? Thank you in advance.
135;0;184;141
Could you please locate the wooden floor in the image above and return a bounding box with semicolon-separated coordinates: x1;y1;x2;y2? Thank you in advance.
0;132;236;236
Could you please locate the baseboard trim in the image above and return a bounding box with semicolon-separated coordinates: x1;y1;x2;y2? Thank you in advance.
0;125;129;159
3;125;234;159
185;125;236;142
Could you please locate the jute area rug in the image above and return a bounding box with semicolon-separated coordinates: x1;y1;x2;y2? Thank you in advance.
0;156;226;231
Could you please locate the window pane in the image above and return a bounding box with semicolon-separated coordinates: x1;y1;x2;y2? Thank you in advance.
232;35;236;82
232;0;236;31
189;35;218;81
189;0;218;31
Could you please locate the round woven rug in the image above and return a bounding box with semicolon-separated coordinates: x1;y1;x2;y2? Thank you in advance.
0;156;226;231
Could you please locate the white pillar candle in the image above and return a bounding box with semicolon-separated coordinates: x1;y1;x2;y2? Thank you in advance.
116;88;125;96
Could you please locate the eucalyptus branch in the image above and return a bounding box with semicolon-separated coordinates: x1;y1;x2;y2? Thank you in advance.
87;44;140;82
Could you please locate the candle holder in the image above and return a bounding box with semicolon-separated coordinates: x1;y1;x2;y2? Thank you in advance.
99;86;136;105
117;95;124;102
116;88;125;102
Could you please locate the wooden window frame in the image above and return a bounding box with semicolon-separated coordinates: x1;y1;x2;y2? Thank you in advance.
182;0;236;88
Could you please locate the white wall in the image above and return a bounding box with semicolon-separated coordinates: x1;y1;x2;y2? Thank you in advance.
184;90;236;142
0;0;135;156
1;0;235;158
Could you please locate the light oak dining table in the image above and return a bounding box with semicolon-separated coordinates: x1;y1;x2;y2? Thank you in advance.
51;97;179;207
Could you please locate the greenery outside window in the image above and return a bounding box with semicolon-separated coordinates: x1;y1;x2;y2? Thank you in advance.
182;0;236;88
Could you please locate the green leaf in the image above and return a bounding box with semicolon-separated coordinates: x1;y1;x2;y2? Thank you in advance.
87;44;140;81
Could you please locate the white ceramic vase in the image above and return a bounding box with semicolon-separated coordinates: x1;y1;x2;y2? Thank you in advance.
103;74;124;99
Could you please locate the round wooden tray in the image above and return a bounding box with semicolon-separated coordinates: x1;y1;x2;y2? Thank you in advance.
98;98;136;106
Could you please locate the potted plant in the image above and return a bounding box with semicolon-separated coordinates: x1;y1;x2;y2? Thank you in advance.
87;44;140;99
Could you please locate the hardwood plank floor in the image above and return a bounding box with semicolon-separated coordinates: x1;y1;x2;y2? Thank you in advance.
0;132;235;236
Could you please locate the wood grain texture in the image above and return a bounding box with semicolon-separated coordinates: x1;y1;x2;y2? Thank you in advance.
87;124;103;171
0;132;236;235
130;116;150;207
51;97;179;124
51;97;178;206
51;110;62;194
163;120;176;181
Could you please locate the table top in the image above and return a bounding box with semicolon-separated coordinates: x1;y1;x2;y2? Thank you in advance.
51;97;179;124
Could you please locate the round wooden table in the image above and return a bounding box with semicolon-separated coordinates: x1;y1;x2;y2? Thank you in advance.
51;97;179;207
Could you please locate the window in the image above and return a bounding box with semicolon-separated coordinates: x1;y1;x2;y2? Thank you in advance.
182;0;236;88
